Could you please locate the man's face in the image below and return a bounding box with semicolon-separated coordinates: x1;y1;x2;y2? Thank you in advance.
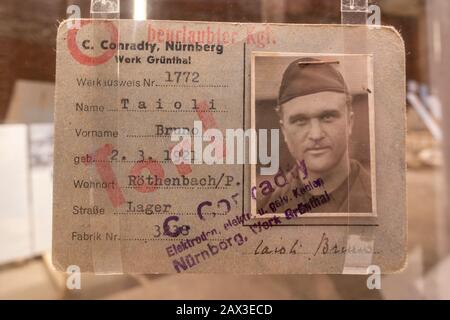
280;92;353;174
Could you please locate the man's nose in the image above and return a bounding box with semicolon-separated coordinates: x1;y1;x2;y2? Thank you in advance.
308;119;325;141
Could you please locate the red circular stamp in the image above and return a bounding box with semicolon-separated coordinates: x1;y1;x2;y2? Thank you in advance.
67;20;118;66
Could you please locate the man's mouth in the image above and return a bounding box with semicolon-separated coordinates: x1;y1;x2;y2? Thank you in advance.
305;147;331;156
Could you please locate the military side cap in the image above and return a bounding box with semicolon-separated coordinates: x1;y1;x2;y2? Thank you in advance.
278;57;349;105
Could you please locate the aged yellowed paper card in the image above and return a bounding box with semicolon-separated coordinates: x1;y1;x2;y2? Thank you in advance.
53;19;406;274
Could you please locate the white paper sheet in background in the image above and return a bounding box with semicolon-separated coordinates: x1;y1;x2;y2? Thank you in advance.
29;123;53;254
0;78;55;265
0;123;54;265
0;124;32;263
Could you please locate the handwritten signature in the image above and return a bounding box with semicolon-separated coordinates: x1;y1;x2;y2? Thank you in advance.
253;233;379;256
254;239;301;255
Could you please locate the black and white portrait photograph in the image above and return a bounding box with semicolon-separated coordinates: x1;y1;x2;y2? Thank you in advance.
251;53;376;218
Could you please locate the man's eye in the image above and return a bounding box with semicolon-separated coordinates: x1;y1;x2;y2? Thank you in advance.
293;119;307;125
322;114;336;122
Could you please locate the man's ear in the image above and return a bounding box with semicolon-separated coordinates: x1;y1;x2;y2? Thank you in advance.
279;118;289;146
277;106;285;135
348;111;355;136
